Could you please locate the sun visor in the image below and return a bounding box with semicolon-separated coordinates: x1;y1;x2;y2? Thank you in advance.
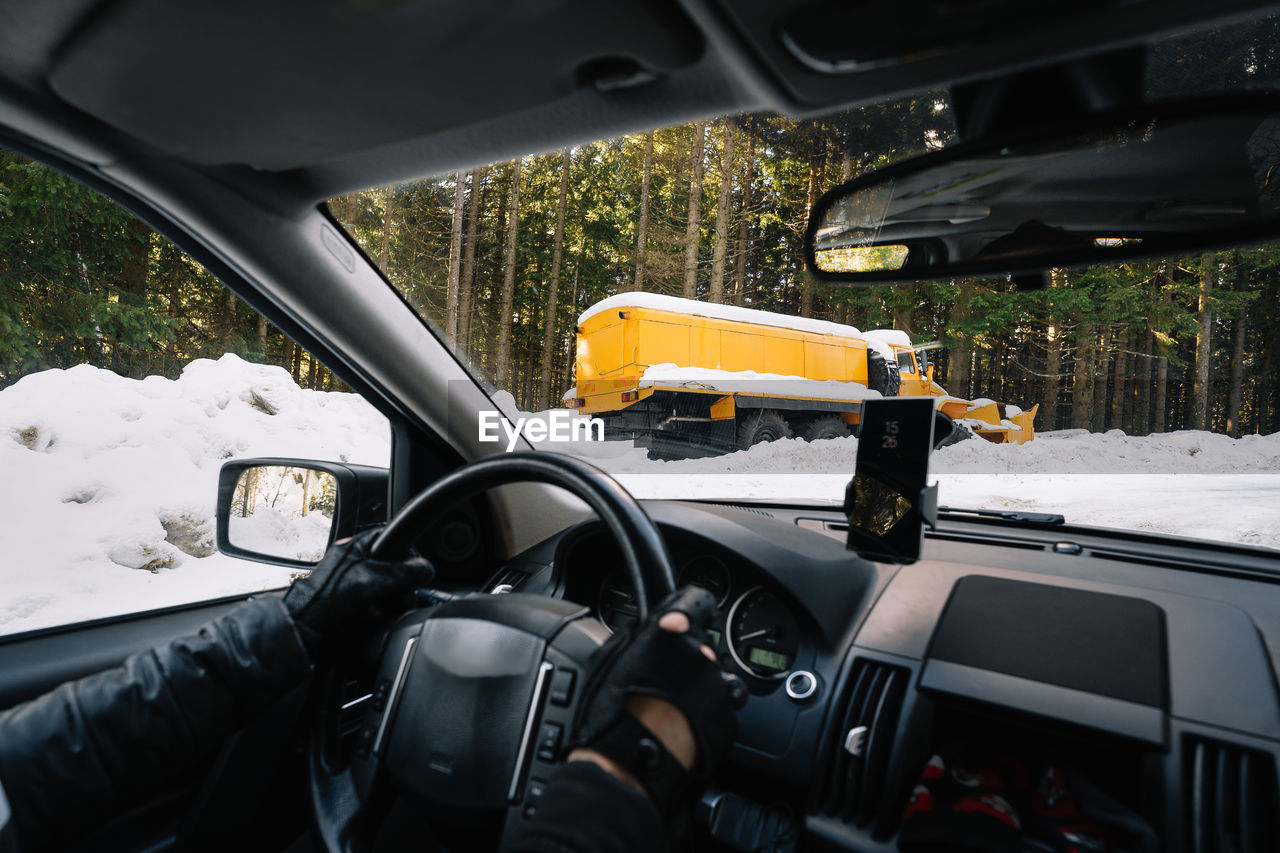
47;0;702;170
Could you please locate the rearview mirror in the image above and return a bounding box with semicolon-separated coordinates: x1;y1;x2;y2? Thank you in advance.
216;458;390;567
806;97;1280;283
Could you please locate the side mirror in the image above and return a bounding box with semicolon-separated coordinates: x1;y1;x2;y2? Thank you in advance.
216;458;389;567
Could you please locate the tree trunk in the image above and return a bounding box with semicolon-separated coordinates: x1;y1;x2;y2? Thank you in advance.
682;121;706;299
1111;324;1129;433
341;193;358;230
633;131;654;293
1226;305;1247;436
378;185;393;273
458;166;487;355
1091;326;1111;432
223;289;238;341
444;170;466;346
256;315;268;353
1154;351;1169;433
1262;321;1278;434
947;284;972;398
1072;324;1095;430
539;149;572;410
734;128;755;306
290;342;301;382
117;217;151;376
307;354;318;389
798;151;824;318
1136;327;1153;435
709;121;734;303
1191;254;1215;430
496;160;522;388
893;289;915;337
1043;323;1061;431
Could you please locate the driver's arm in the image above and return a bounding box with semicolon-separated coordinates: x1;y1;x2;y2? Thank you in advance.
0;597;311;851
0;530;431;852
503;589;741;853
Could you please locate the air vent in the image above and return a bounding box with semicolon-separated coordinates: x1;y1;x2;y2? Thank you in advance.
728;505;774;517
818;658;909;829
1185;736;1279;853
487;566;528;594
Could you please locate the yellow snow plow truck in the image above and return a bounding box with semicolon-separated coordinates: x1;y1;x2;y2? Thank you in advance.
565;294;1036;458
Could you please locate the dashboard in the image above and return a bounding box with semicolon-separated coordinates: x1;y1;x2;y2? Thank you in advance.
489;499;1280;852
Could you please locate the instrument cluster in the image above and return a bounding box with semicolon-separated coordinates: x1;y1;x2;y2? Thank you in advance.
560;528;805;683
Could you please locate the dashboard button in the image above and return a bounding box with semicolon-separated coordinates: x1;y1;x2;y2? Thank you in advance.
549;668;576;706
537;722;563;761
785;670;818;702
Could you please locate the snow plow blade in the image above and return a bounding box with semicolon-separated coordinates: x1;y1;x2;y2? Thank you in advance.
939;399;1038;444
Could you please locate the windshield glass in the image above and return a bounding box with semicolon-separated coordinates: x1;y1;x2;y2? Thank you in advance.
334;19;1280;553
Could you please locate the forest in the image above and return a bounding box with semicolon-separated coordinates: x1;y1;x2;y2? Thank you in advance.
2;94;1279;438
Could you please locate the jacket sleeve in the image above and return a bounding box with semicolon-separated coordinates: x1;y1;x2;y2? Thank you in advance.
502;761;666;853
0;596;312;852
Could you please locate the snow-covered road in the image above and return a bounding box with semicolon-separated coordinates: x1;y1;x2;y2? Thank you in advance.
2;357;1277;635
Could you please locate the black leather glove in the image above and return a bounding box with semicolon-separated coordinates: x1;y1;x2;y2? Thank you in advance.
572;586;746;822
283;527;435;658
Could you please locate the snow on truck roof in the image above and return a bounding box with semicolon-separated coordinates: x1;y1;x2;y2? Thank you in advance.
577;293;911;360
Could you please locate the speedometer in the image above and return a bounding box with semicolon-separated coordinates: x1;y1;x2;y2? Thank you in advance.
596;568;639;634
726;586;800;680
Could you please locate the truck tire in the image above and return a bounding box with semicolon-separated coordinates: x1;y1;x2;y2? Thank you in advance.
736;410;791;450
799;415;850;442
867;351;902;397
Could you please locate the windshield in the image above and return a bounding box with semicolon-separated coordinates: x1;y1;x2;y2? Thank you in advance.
334;19;1280;553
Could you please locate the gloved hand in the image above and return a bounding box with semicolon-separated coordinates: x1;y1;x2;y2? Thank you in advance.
569;585;746;822
283;527;434;658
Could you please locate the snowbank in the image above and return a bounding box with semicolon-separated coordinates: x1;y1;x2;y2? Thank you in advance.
0;355;389;635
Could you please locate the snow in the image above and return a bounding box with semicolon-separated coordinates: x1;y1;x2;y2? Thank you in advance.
579;293;864;338
864;329;913;350
566;428;1280;551
229;508;333;563
577;293;903;360
0;355;389;636
4;355;1278;636
639;363;881;401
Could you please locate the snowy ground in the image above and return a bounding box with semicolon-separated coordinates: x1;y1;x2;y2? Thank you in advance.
3;357;1277;636
0;356;389;636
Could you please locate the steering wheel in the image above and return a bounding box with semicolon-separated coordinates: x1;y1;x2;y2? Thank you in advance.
307;452;677;853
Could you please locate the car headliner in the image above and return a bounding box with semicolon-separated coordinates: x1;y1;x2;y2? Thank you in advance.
4;0;1280;211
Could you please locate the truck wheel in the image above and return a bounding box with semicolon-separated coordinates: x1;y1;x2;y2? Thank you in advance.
800;415;850;442
736;410;791;450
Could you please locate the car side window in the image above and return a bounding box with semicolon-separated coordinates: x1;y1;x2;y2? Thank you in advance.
0;149;390;637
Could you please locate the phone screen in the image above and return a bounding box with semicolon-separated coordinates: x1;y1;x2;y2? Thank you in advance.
845;398;936;563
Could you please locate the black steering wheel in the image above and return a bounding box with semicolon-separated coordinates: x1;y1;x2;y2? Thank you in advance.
307;452;676;852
